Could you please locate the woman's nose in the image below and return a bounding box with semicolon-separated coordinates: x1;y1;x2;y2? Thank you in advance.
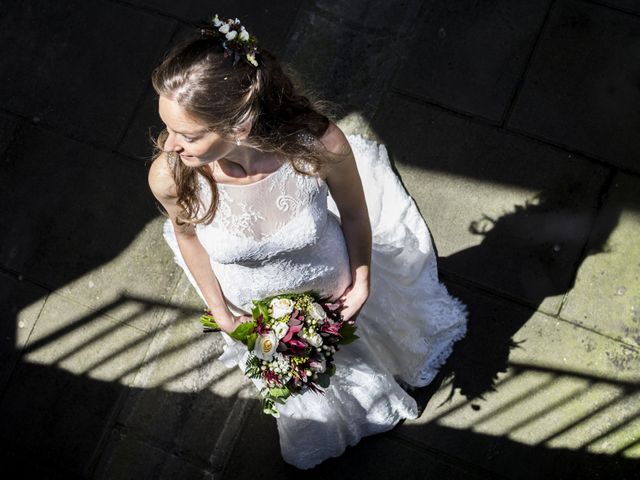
164;132;182;152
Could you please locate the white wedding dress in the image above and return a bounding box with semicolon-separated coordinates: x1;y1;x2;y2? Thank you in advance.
163;134;467;469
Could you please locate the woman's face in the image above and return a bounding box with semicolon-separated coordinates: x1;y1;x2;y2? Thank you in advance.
158;95;234;167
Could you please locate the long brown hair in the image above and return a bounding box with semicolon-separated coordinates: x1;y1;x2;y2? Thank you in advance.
150;31;336;225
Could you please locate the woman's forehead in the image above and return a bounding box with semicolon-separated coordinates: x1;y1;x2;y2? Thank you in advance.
158;96;208;134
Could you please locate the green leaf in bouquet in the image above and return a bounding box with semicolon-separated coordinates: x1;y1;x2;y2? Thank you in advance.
230;321;257;343
339;334;359;345
246;332;257;351
326;363;336;376
262;397;280;418
244;355;262;379
338;324;359;345
268;387;291;400
258;302;270;322
316;373;331;388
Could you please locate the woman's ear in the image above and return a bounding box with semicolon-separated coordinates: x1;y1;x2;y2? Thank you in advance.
233;118;253;141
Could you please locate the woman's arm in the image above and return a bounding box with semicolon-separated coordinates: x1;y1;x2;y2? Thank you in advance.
320;123;372;322
148;154;249;333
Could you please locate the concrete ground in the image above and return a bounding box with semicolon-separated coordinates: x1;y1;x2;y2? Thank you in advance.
1;0;639;478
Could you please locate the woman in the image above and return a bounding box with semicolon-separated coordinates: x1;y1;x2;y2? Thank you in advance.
148;16;467;469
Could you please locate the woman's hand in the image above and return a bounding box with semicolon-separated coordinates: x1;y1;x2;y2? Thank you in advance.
338;280;370;323
219;314;254;335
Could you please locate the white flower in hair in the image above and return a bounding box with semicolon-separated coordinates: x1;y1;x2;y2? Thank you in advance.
246;53;258;67
206;13;260;68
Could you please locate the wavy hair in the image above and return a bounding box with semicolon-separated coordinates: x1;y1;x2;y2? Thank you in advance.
149;31;336;225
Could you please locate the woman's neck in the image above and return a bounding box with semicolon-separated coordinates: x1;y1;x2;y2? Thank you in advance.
216;148;280;178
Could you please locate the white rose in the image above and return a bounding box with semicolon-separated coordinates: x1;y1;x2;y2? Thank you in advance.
309;303;327;322
212;15;222;27
306;333;323;348
218;24;230;34
254;332;278;361
272;322;289;340
270;298;294;319
225;30;237;41
239;28;249;41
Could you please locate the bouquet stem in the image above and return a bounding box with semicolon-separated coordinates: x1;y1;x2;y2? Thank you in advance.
200;311;222;332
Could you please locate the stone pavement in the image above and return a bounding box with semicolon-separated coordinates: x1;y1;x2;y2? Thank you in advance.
1;0;639;478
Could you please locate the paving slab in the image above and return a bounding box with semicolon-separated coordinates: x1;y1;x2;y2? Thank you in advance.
598;0;640;15
101;275;255;476
0;124;178;332
94;429;210;480
284;7;401;116
0;113;18;157
0;0;175;148
117;23;197;161
313;0;422;31
118;84;165;161
223;402;491;479
508;0;640;174
393;0;551;122
124;0;300;55
0;292;154;478
395;282;640;479
0;271;48;394
57;215;181;332
373;93;609;315
561;172;640;347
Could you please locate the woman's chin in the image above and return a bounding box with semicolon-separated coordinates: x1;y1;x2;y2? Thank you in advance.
179;154;200;166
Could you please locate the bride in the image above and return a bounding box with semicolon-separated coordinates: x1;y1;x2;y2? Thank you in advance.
147;15;467;469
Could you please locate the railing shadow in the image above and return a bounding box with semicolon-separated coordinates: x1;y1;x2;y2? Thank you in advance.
2;292;639;478
0;293;254;478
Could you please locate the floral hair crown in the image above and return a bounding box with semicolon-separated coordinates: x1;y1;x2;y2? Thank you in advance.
200;14;260;67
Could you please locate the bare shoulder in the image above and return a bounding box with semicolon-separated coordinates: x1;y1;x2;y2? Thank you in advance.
148;152;177;201
314;122;354;180
318;122;351;157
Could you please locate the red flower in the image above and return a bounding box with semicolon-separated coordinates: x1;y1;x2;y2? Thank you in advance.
256;314;270;335
281;323;302;343
286;339;308;349
320;321;342;336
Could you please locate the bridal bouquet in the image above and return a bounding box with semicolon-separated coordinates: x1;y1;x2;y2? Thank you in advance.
200;292;358;417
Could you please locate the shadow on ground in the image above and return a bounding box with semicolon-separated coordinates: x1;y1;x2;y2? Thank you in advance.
1;293;638;479
439;185;621;401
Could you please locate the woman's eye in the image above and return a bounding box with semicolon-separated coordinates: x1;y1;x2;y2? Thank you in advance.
182;135;195;143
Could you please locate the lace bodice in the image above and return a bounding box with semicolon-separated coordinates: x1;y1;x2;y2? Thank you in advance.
195;161;329;265
185;158;351;313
